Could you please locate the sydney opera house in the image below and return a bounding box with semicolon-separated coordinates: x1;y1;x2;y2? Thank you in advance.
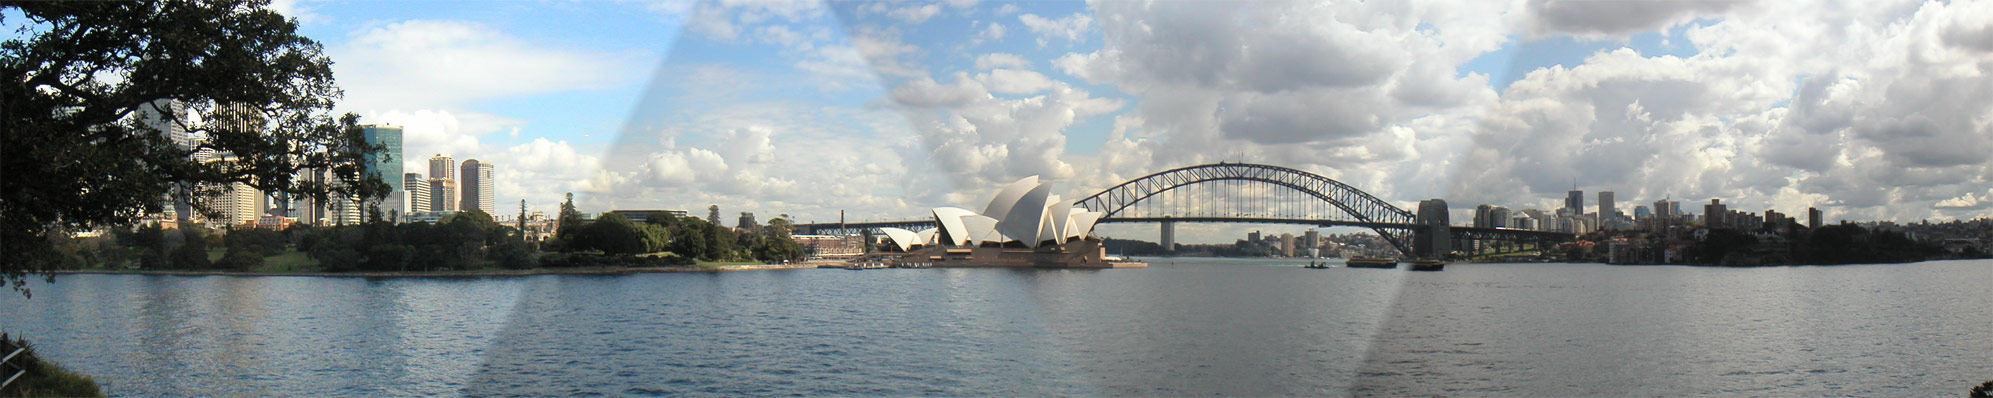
872;176;1146;269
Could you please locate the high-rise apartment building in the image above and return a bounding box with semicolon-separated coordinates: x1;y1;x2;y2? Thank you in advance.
428;154;458;212
429;154;456;180
460;159;495;213
430;178;459;213
1704;199;1728;228
219;181;264;227
405;173;431;214
1808;207;1823;229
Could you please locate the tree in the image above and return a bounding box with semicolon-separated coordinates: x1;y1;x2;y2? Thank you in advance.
168;229;211;269
579;213;648;255
707;205;721;225
224;228;286;256
2;1;379;295
670;217;710;260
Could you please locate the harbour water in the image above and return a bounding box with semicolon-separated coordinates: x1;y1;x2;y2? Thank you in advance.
2;259;1988;396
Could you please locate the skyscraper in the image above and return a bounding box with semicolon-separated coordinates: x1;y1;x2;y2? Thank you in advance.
1704;199;1728;228
429;154;458;212
430;178;458;213
219;181;264;227
1598;191;1615;217
1808;207;1823;229
405;173;431;214
1564;190;1584;216
362;124;404;219
136;99;200;223
460;159;494;213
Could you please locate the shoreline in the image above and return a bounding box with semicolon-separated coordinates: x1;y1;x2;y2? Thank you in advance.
47;263;825;278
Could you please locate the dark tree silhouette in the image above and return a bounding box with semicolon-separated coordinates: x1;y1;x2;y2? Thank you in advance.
2;0;379;295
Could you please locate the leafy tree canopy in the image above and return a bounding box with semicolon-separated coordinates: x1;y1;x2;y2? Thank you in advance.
2;0;378;295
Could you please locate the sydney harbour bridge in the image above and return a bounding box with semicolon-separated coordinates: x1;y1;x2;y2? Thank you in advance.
793;163;1572;258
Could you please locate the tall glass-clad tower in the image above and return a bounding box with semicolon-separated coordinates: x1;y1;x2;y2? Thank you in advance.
362;124;406;219
361;125;405;192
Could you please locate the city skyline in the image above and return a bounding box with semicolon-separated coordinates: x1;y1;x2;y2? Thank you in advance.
247;0;1993;243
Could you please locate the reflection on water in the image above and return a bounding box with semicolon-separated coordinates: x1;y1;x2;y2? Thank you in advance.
1;259;1988;396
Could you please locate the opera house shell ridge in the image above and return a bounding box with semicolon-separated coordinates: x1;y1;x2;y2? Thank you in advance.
869;176;1140;268
878;176;1105;251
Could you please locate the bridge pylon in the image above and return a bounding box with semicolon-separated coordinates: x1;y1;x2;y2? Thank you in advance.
1413;199;1451;258
1159;216;1175;253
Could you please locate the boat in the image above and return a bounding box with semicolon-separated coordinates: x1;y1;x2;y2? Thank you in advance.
1302;261;1330;269
1408;259;1444;271
1346;256;1397;269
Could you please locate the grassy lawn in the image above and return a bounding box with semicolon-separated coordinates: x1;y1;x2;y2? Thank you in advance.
253;249;321;272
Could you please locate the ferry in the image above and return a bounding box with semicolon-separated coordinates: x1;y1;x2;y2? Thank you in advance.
1345;256;1397;269
1408;259;1445;272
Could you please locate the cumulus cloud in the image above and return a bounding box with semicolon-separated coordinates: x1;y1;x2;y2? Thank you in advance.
883;69;1122;195
330;20;642;111
978;22;1007;43
888;4;942;24
1017;12;1092;46
685;0;824;41
1527;0;1750;38
973;53;1031;70
1452;0;1993;222
1048;1;1504;205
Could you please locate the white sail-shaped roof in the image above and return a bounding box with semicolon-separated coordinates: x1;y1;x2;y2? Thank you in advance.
879;227;920;252
982;176;1039;222
1046;197;1073;245
931;207;976;246
1067;210;1101;240
998;183;1052;248
916;228;938;246
961;214;1004;245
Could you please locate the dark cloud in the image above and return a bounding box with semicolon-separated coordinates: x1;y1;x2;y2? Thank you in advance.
1529;0;1747;37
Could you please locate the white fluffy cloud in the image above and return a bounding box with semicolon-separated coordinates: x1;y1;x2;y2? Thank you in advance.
1017;12;1092;46
331;20;642;111
888;4;942;24
1053;1;1503;205
1453;0;1993;221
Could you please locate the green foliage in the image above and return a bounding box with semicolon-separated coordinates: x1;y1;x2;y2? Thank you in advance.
169;229;212;268
669;218;711;260
565;213;668;255
1793;224;1944;265
1692;229;1759;264
224;228;287;256
0;335;104;398
2;0;377;295
295;213;525;272
217;247;265;271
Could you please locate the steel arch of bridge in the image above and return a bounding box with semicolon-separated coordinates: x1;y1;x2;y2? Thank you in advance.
1072;163;1420;254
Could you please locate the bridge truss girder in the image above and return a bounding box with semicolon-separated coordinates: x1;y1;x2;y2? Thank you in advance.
1073;163;1419;256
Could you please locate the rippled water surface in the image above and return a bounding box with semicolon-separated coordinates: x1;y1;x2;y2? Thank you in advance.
2;259;1988;396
